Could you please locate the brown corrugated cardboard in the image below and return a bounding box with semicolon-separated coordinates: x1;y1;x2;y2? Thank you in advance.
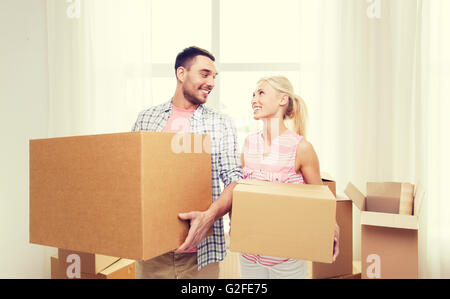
306;175;352;278
361;226;418;279
311;196;353;278
330;261;361;279
51;255;135;279
30;132;212;261
399;183;414;215
366;182;414;215
321;172;336;197
58;249;120;274
344;182;424;279
229;180;336;263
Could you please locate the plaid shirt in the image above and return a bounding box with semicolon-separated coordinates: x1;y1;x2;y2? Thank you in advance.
132;100;242;269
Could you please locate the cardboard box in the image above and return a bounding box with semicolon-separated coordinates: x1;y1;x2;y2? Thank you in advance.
321;172;336;197
30;132;212;261
58;249;120;274
345;182;424;279
51;255;135;279
305;174;353;278
310;196;353;278
330;261;361;279
229;180;336;263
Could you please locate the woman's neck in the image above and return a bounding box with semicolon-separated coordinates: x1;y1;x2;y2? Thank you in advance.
262;118;288;144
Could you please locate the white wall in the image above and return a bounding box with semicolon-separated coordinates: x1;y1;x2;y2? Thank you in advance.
0;0;55;278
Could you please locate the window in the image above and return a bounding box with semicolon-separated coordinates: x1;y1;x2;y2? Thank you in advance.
149;0;305;150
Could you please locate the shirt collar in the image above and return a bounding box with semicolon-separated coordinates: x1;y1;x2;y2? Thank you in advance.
164;98;205;120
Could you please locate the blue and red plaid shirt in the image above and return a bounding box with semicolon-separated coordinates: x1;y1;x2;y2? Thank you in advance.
132;100;242;269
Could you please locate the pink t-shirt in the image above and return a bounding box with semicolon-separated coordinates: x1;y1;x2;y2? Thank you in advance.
162;104;196;133
163;104;197;253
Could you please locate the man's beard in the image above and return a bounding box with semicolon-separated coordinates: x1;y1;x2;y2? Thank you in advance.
183;86;206;106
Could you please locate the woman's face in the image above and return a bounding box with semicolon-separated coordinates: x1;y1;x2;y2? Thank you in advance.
251;81;286;120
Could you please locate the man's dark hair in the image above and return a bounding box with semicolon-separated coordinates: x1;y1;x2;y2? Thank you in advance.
175;46;215;75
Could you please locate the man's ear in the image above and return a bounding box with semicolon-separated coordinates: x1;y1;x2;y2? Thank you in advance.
176;67;186;83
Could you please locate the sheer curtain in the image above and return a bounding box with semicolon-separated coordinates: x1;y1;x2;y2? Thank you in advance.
330;0;450;277
46;0;152;137
416;0;450;279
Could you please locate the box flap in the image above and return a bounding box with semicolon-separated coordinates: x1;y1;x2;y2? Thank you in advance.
367;182;402;197
344;182;365;211
361;211;418;230
413;182;425;216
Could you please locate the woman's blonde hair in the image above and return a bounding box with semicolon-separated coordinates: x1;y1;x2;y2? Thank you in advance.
257;76;308;137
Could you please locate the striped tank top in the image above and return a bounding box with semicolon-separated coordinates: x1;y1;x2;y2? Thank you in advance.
241;129;304;266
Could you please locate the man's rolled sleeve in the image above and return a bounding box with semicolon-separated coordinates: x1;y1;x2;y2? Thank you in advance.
218;117;242;187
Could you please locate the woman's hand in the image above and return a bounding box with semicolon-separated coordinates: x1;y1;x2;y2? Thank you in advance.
332;223;340;262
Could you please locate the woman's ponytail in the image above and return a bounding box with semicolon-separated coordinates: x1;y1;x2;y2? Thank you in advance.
288;94;308;137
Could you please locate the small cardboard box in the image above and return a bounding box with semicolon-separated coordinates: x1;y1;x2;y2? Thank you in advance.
58;249;120;274
345;182;424;279
51;255;135;279
30;132;212;261
230;180;336;263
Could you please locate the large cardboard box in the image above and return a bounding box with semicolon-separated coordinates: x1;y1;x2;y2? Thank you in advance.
229;180;337;263
345;182;424;279
51;255;135;279
30;132;212;261
58;249;120;274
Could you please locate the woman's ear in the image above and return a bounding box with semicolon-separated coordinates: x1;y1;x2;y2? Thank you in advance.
280;93;290;106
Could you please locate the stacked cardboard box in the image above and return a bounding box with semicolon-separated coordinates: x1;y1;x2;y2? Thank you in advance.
57;249;120;275
51;250;135;279
345;182;424;279
309;174;354;279
29;132;212;261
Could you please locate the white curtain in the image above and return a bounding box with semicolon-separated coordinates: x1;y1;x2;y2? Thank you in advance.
321;0;449;278
46;0;152;137
295;0;420;265
45;0;450;278
416;0;450;279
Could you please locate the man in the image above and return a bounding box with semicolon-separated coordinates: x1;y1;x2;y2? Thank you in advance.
132;46;242;278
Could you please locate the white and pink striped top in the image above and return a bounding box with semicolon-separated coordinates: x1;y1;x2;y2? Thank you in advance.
241;129;304;266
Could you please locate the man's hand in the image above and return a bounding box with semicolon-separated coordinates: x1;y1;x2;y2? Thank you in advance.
175;211;215;252
175;182;237;253
332;224;340;262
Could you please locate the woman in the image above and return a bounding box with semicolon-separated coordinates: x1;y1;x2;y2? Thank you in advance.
239;76;339;279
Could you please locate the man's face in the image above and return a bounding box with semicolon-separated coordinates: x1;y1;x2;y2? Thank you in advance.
179;55;218;105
